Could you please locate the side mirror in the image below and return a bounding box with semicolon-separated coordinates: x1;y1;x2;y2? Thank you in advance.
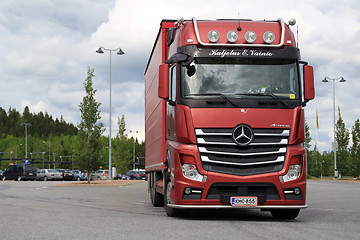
158;64;169;99
304;65;315;101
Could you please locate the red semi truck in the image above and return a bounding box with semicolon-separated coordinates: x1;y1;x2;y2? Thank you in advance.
145;17;314;218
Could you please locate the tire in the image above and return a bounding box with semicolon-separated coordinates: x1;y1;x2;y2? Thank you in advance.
77;177;81;181
17;175;22;181
149;172;164;207
270;209;300;219
44;176;48;181
97;176;101;180
164;173;186;217
2;176;6;181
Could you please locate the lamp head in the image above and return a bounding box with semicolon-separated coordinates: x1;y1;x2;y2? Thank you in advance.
117;48;125;55
339;77;346;82
96;47;104;54
322;78;329;83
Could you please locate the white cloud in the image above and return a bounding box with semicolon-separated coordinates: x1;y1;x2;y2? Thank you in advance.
21;100;48;113
1;0;360;147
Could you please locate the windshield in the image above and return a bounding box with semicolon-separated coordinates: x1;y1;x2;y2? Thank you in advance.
181;59;299;100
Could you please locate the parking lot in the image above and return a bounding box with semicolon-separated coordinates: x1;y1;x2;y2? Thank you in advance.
0;180;359;240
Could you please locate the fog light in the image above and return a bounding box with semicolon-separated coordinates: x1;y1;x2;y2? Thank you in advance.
294;188;301;195
184;187;192;195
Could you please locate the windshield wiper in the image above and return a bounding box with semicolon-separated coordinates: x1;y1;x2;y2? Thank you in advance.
186;93;240;108
234;93;291;109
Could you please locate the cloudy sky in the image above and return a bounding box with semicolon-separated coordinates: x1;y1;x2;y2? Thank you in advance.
1;0;359;152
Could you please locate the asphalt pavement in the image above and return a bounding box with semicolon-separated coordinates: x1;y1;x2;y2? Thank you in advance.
0;179;359;240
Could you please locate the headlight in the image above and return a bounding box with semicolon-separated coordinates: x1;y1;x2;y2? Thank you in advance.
245;31;256;43
181;164;204;182
226;30;238;43
280;164;302;182
263;31;275;44
208;30;220;43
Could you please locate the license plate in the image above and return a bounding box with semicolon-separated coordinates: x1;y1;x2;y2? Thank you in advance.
29;173;33;175
230;196;258;207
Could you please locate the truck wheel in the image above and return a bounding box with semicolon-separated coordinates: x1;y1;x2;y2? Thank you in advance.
17;175;22;181
150;172;163;207
164;174;186;217
270;209;300;219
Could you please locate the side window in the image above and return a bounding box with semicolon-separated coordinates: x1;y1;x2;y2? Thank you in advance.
169;65;177;102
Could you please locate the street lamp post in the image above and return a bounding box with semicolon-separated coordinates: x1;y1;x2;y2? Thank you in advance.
130;130;138;170
96;46;125;180
322;76;346;178
20;123;31;159
43;141;51;168
15;144;23;158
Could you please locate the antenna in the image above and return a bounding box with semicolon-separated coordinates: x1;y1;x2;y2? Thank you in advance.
237;12;242;31
297;26;299;47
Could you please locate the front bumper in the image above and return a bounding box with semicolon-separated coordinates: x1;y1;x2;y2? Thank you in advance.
170;170;307;208
168;204;308;209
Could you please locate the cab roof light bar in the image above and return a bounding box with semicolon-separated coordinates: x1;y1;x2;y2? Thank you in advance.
192;17;286;48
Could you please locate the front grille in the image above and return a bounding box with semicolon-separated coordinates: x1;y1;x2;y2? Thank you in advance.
196;128;289;176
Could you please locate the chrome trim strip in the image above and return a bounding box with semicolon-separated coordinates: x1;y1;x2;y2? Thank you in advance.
192;17;286;48
198;147;286;156
168;204;308;209
197;138;288;146
201;156;284;166
197;138;234;145
195;129;290;137
255;130;290;136
195;129;232;136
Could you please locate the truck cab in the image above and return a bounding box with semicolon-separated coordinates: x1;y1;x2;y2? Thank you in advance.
145;17;314;218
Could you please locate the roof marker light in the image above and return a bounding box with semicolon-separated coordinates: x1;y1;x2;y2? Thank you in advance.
263;31;275;44
226;30;238;43
288;18;296;26
245;31;256;43
175;16;185;27
208;30;220;43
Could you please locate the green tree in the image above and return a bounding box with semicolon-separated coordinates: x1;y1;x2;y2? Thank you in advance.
304;121;318;177
0;107;8;134
113;136;132;174
350;119;360;178
335;108;350;177
117;115;126;138
113;115;132;174
322;151;334;176
304;121;312;150
73;67;104;183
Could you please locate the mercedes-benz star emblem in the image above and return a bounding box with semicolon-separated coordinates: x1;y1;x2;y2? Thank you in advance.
232;124;254;146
